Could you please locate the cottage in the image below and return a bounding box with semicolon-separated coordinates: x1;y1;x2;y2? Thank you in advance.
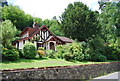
13;23;74;51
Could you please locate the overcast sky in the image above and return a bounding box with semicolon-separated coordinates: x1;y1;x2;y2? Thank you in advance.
7;0;99;20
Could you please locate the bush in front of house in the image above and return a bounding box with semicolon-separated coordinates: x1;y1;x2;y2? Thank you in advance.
46;50;56;59
37;47;45;58
2;47;19;61
56;42;85;61
23;42;37;59
17;49;24;58
56;45;65;59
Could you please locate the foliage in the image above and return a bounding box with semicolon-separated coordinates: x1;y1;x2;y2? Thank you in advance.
2;5;33;30
46;50;56;59
99;2;120;44
90;51;107;62
88;37;104;51
37;50;45;58
56;45;65;59
2;47;19;61
100;46;119;60
117;48;120;60
17;49;24;58
38;47;44;50
87;37;120;61
49;19;63;36
33;17;43;27
23;42;37;59
0;20;17;47
57;42;84;61
60;2;100;41
43;19;52;28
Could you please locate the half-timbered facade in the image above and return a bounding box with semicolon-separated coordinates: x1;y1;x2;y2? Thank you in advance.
13;25;74;51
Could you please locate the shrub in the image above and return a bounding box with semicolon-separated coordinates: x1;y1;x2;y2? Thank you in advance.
0;45;3;55
98;55;107;62
37;50;45;58
56;42;85;61
2;48;19;61
56;45;66;59
117;49;120;60
90;51;107;62
83;47;91;61
46;50;56;59
63;52;73;61
23;42;37;59
101;46;119;60
88;37;104;51
38;47;44;50
17;49;24;58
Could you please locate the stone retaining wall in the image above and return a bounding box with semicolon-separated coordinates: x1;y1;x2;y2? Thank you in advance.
1;62;120;80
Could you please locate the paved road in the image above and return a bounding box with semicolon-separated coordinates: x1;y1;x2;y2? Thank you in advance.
89;71;120;81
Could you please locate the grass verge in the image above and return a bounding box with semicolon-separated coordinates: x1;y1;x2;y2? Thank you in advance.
0;58;119;70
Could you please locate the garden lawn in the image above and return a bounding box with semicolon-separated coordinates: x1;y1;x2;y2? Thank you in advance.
0;58;119;70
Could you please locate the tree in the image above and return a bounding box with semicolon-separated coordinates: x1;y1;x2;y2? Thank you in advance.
0;20;17;47
49;19;63;36
99;2;120;45
2;5;33;30
43;19;52;28
60;2;100;41
33;17;43;27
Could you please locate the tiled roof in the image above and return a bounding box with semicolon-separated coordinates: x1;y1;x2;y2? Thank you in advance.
28;28;38;37
57;36;74;43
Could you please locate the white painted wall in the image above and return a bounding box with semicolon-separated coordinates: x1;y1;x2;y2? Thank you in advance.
16;40;29;49
34;41;37;48
19;41;23;49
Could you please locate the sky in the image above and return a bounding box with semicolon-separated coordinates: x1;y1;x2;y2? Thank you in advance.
7;0;100;20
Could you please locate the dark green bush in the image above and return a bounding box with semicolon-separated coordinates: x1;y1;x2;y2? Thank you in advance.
100;46;119;60
90;51;107;62
2;48;19;61
117;49;120;60
46;50;56;59
18;49;24;58
23;42;37;59
98;54;107;62
88;37;104;51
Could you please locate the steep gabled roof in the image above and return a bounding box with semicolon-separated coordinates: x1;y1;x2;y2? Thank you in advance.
30;25;54;37
20;27;38;36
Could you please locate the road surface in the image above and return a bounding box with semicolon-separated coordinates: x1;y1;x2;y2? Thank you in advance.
89;71;120;81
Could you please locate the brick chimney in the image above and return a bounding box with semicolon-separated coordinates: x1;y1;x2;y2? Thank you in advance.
33;22;39;28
